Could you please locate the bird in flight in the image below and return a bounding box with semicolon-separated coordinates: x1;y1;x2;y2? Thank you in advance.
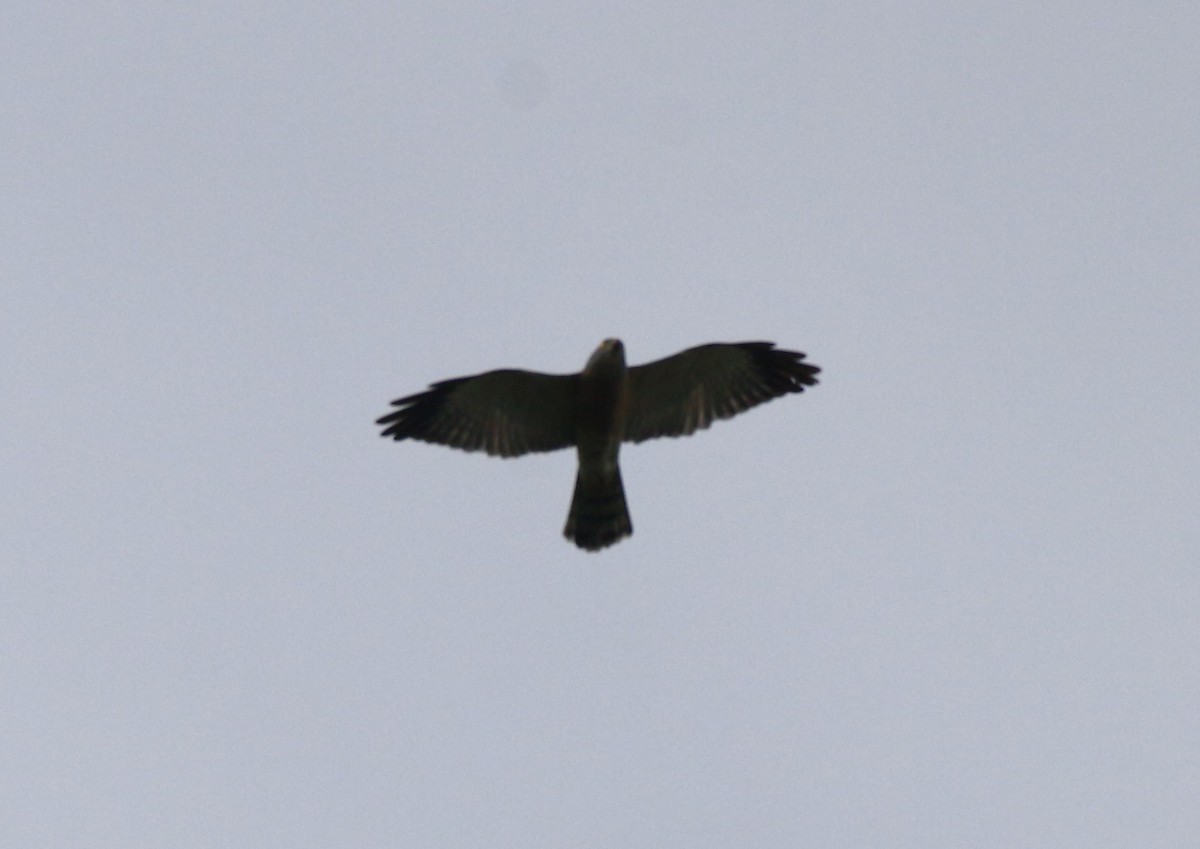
377;340;820;551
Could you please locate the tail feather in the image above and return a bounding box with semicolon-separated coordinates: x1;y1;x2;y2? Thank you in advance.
564;465;632;551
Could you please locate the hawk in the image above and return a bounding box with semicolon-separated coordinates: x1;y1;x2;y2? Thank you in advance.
377;340;820;551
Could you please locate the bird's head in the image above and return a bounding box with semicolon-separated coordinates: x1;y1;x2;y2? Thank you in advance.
584;338;626;375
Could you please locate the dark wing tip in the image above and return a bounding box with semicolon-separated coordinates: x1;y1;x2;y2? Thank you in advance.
741;342;821;394
375;377;468;441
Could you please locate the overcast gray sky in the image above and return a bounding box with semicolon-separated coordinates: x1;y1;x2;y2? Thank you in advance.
4;3;1197;847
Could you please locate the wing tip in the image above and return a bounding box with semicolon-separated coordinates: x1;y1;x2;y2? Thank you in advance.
375;378;466;441
741;341;821;393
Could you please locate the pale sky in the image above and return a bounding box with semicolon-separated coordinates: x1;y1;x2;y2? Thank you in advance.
4;3;1198;847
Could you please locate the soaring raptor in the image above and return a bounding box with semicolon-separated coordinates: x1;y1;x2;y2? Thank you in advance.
377;340;820;551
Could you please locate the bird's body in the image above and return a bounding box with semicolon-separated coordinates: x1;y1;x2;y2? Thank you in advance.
565;340;632;550
377;339;819;551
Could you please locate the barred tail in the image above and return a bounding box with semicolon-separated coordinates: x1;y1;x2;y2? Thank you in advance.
564;464;632;551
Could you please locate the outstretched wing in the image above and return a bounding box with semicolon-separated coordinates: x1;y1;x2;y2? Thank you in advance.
377;369;578;457
622;342;819;443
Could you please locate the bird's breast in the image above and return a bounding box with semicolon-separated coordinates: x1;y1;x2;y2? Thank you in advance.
575;368;628;458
